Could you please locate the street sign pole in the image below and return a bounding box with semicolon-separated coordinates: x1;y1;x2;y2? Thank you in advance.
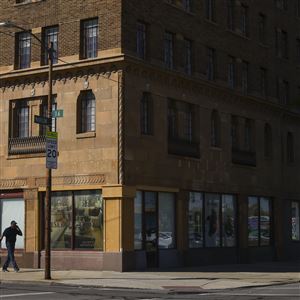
45;42;54;280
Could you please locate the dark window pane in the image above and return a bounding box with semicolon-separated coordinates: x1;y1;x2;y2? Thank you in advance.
205;193;220;247
134;191;143;250
74;190;103;250
260;197;271;246
43;26;59;65
18;32;31;69
222;195;236;247
292;202;300;241
188;192;203;248
248;196;259;246
158;192;175;249
81;19;98;59
137;22;146;59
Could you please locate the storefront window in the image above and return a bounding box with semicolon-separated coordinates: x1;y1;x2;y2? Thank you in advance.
0;198;25;249
222;195;236;247
51;192;72;249
248;196;259;246
292;201;300;241
74;191;103;249
134;191;143;250
158;192;175;249
50;190;103;250
205;193;220;247
188;192;203;248
260;197;271;246
248;196;271;247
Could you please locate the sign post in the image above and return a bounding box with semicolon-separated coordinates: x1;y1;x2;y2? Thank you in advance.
46;131;58;169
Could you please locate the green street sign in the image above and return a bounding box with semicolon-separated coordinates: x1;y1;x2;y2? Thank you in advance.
52;110;64;118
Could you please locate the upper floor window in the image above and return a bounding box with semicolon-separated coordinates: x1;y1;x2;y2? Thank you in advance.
264;123;273;158
227;0;235;30
15;32;31;69
136;22;146;60
17;103;29;138
240;5;249;37
42;26;59;65
244;119;253;151
231;115;239;149
211;110;221;147
275;0;288;10
297;0;300;17
140;92;153;135
77;90;96;133
182;0;191;12
205;0;216;22
228;56;236;88
184;38;192;75
260;67;267;97
241;61;248;95
296;39;300;63
277;78;289;104
276;29;288;59
207;47;216;80
287;132;295;163
258;14;266;44
164;32;174;69
80;18;98;59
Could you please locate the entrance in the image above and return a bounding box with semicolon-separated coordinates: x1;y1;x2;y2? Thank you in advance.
144;192;158;268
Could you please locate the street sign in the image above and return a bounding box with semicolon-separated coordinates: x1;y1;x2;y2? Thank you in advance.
34;115;51;126
46;131;58;169
52;110;64;118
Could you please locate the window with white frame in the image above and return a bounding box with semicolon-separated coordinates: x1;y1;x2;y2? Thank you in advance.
16;32;31;69
42;26;59;65
77;90;96;133
80;18;98;59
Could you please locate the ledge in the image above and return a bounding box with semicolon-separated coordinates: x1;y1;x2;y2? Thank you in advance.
14;0;45;7
76;131;96;139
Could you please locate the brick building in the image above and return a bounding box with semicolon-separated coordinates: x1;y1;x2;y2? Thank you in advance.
0;0;299;271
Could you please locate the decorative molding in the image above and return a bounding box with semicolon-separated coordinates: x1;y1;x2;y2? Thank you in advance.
35;174;105;187
0;178;28;189
118;70;124;185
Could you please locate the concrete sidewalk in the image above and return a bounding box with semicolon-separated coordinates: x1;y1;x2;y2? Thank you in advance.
0;261;299;292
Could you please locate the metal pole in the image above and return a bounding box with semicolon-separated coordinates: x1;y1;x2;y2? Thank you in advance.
45;42;53;280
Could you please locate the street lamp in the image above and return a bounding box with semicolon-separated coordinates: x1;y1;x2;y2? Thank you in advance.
0;21;53;280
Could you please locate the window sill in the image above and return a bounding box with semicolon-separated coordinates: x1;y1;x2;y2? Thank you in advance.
164;1;195;16
204;19;218;27
14;0;45;7
76;131;96;139
226;29;250;41
210;146;222;151
7;153;46;160
258;43;269;49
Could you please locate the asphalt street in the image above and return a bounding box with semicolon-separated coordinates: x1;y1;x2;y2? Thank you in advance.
0;282;299;299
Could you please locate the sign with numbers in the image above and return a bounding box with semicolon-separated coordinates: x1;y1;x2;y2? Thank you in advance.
46;131;58;169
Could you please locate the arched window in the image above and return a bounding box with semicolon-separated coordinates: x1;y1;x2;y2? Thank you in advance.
211;110;221;147
264;123;272;158
287;132;295;163
77;90;96;133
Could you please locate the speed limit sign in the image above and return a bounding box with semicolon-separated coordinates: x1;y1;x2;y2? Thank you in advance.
46;131;58;169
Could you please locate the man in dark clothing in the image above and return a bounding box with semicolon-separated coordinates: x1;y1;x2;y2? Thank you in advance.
0;220;23;272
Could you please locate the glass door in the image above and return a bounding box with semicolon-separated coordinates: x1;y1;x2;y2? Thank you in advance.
144;192;158;268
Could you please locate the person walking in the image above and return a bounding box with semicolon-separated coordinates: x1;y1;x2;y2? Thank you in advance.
0;220;23;272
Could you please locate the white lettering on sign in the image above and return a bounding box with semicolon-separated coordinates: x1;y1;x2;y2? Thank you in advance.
46;132;58;169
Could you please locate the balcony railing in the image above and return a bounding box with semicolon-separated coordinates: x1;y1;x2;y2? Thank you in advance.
232;149;256;166
8;136;46;155
168;138;200;158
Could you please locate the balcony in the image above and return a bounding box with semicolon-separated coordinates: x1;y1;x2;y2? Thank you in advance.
232;149;256;166
8;136;46;155
168;138;200;158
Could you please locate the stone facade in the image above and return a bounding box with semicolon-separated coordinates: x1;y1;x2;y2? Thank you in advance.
0;0;299;270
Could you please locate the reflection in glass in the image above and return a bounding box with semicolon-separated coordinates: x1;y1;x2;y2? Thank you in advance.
134;192;143;250
222;195;236;247
260;197;271;246
188;192;203;248
51;192;72;249
74;190;103;250
158;192;175;249
291;202;300;241
145;192;157;253
248;197;259;246
205;193;220;247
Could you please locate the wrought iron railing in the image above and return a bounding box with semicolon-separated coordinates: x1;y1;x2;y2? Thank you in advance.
232;149;256;166
8;136;46;155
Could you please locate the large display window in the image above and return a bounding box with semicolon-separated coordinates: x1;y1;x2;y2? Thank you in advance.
248;196;272;247
188;192;236;248
291;201;300;241
49;190;103;250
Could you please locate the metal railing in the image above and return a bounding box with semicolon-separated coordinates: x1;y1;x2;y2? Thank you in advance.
8;136;46;155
